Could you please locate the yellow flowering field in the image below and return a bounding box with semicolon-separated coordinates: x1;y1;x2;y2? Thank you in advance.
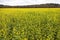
0;8;60;40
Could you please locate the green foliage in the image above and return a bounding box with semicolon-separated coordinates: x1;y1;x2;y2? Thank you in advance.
0;8;60;40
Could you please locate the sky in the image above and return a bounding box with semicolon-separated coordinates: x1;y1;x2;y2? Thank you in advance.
0;0;60;6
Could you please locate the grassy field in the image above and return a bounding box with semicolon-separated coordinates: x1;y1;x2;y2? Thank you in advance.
0;8;60;40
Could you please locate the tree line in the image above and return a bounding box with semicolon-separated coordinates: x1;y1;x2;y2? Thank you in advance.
0;3;60;8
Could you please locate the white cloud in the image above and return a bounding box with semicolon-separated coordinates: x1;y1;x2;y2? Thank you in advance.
0;0;60;6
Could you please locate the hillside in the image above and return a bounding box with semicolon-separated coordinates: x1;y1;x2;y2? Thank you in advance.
0;3;60;8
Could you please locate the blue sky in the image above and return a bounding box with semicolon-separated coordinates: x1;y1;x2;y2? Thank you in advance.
0;0;60;6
